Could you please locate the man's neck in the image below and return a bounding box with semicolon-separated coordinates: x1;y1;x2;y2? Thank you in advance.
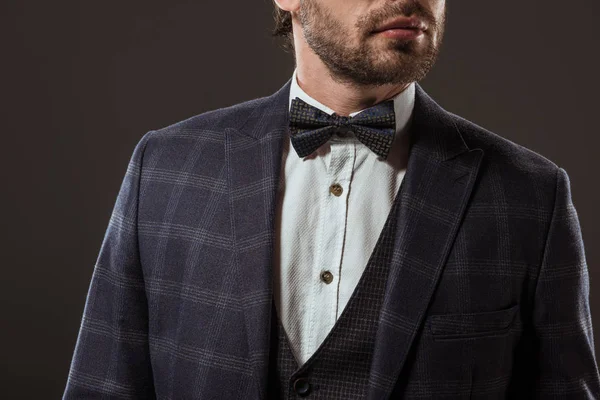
294;44;410;117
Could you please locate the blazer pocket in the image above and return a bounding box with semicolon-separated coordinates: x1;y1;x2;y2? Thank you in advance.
427;304;519;340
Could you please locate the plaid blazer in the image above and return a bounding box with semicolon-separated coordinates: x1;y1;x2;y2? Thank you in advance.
63;79;600;399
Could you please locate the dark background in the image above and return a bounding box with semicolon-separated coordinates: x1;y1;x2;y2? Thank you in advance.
2;1;599;398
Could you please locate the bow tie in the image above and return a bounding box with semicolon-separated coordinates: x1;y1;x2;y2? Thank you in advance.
288;97;396;159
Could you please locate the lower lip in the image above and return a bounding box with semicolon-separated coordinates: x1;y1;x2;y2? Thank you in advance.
376;28;424;40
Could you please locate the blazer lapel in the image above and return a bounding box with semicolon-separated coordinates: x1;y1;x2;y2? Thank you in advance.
366;84;484;399
226;80;291;399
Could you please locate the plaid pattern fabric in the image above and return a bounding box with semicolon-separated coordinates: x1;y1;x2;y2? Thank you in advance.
63;78;600;399
268;174;405;399
289;97;395;158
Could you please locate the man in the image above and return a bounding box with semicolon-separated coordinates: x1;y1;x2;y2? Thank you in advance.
64;0;600;398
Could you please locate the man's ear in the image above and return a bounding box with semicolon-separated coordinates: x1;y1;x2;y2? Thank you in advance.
274;0;301;13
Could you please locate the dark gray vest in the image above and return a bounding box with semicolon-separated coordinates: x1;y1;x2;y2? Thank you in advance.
267;183;404;399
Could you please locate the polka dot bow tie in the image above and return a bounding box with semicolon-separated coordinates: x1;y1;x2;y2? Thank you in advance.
289;97;396;159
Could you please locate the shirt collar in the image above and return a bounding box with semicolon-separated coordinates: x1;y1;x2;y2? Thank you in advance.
288;68;415;136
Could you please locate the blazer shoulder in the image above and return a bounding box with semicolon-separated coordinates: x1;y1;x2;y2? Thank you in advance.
444;110;563;211
149;95;273;141
127;95;277;172
449;111;559;176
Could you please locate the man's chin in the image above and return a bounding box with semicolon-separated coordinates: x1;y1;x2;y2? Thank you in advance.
371;57;415;75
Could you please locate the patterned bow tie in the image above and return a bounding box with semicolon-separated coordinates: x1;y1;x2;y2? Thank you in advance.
289;97;396;159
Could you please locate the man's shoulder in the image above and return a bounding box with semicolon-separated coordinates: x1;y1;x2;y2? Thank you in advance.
131;93;283;171
443;109;561;208
149;95;273;140
447;109;559;175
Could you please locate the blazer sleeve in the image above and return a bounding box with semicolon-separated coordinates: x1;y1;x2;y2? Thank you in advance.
63;132;156;399
531;167;600;397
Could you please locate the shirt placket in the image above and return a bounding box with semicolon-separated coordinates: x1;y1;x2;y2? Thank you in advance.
306;138;356;358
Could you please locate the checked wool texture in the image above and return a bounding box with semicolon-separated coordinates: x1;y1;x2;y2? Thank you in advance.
63;79;600;399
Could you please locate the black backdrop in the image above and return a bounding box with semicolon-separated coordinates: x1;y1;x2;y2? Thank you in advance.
2;1;599;398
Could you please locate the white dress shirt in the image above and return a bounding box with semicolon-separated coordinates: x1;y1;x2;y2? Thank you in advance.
272;69;416;366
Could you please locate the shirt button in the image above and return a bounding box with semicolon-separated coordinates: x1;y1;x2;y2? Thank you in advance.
330;183;343;196
293;377;311;396
321;270;334;284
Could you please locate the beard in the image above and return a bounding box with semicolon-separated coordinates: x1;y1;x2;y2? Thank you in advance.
298;0;446;86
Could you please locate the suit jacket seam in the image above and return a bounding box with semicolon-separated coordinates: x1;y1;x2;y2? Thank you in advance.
532;166;561;311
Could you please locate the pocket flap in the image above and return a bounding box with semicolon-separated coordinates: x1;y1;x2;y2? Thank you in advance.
428;304;519;336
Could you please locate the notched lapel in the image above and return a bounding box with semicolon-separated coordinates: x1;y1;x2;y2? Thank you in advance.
367;83;484;399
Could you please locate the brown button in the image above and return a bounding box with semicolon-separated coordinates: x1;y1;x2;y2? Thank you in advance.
329;183;343;196
321;271;334;284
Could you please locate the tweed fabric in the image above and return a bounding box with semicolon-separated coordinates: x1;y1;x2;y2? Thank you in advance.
62;79;600;399
289;97;396;158
268;172;405;399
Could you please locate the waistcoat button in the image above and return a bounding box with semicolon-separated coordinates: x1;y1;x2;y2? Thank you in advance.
293;377;311;396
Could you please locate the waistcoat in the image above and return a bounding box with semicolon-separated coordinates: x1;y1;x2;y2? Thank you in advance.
267;181;405;399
